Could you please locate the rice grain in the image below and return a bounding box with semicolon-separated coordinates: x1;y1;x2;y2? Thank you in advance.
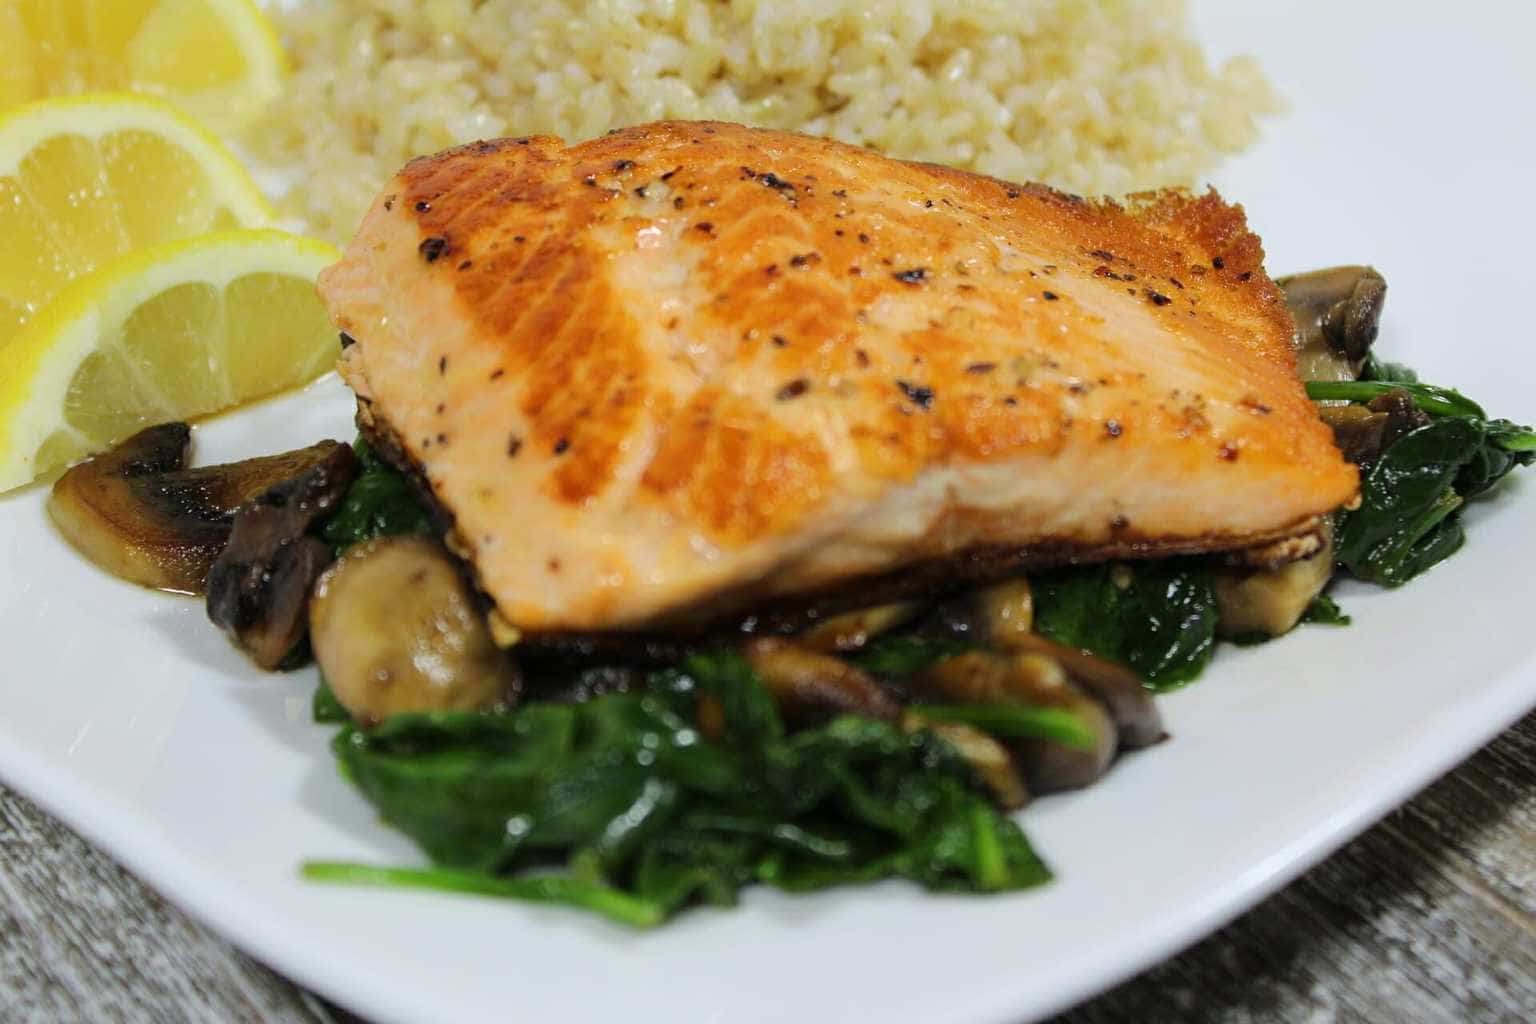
249;0;1280;242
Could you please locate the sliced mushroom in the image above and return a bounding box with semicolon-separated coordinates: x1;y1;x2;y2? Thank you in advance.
309;535;520;725
206;443;359;669
797;602;922;653
968;578;1163;749
1318;388;1431;469
1276;265;1387;383
48;423;347;594
1318;404;1390;466
903;713;1029;810
1215;524;1336;638
974;578;1033;648
998;633;1164;749
743;637;901;723
918;651;1117;792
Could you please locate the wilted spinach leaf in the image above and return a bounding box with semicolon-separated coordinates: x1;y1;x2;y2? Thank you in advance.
848;634;975;677
846;637;1100;745
1361;354;1419;384
1305;379;1485;419
680;649;783;744
910;703;1096;748
318;439;433;555
1334;417;1480;585
1300;594;1351;626
1455;419;1536;498
312;675;350;724
1030;561;1217;691
1311;361;1533;585
314;651;1050;926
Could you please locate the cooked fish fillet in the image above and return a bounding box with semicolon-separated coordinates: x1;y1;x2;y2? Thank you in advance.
318;121;1357;633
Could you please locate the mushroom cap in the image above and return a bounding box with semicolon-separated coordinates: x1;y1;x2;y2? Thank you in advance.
309;535;521;725
48;422;346;594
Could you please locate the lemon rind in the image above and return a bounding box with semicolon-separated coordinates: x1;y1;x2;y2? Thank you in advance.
0;0;287;137
205;0;291;84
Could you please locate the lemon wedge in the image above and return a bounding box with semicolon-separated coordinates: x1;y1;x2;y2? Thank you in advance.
0;0;286;134
0;93;274;348
0;229;341;493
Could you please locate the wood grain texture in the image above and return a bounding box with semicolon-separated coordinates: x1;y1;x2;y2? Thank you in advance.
0;795;331;1024
0;715;1531;1024
1055;712;1536;1024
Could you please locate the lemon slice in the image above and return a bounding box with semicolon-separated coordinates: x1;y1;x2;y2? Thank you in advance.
0;229;341;493
0;0;286;134
0;93;273;348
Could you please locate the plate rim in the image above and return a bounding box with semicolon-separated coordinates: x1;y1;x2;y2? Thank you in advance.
0;592;1529;1024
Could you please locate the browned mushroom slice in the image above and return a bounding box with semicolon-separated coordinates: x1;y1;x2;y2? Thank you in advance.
1318;388;1432;469
903;713;1029;810
974;579;1033;647
1276;265;1387;383
743;637;902;723
206;443;359;669
997;633;1165;749
919;651;1117;792
1215;524;1337;639
1318;404;1389;466
309;536;521;725
966;578;1164;749
797;602;922;653
47;423;346;594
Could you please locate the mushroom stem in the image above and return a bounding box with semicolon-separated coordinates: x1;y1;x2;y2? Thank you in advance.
206;443;359;669
743;637;902;723
797;602;923;653
974;579;1034;646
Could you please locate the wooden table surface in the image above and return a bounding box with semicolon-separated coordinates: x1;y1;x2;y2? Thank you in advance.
2;714;1532;1024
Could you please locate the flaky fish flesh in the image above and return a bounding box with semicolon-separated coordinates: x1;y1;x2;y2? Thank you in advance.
318;122;1356;633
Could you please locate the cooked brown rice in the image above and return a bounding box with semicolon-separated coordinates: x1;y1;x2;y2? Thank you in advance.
249;0;1280;243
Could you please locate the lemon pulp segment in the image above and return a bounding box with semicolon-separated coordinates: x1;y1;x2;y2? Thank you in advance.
0;93;272;346
0;0;285;134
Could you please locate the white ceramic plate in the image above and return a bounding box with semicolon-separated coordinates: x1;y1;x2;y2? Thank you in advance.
2;3;1533;1022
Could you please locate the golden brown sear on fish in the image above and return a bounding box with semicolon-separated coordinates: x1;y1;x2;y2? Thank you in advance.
318;121;1357;634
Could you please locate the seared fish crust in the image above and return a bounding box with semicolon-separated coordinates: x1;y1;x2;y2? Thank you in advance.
319;121;1357;632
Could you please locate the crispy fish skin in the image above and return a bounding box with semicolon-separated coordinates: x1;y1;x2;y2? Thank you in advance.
319;121;1357;633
